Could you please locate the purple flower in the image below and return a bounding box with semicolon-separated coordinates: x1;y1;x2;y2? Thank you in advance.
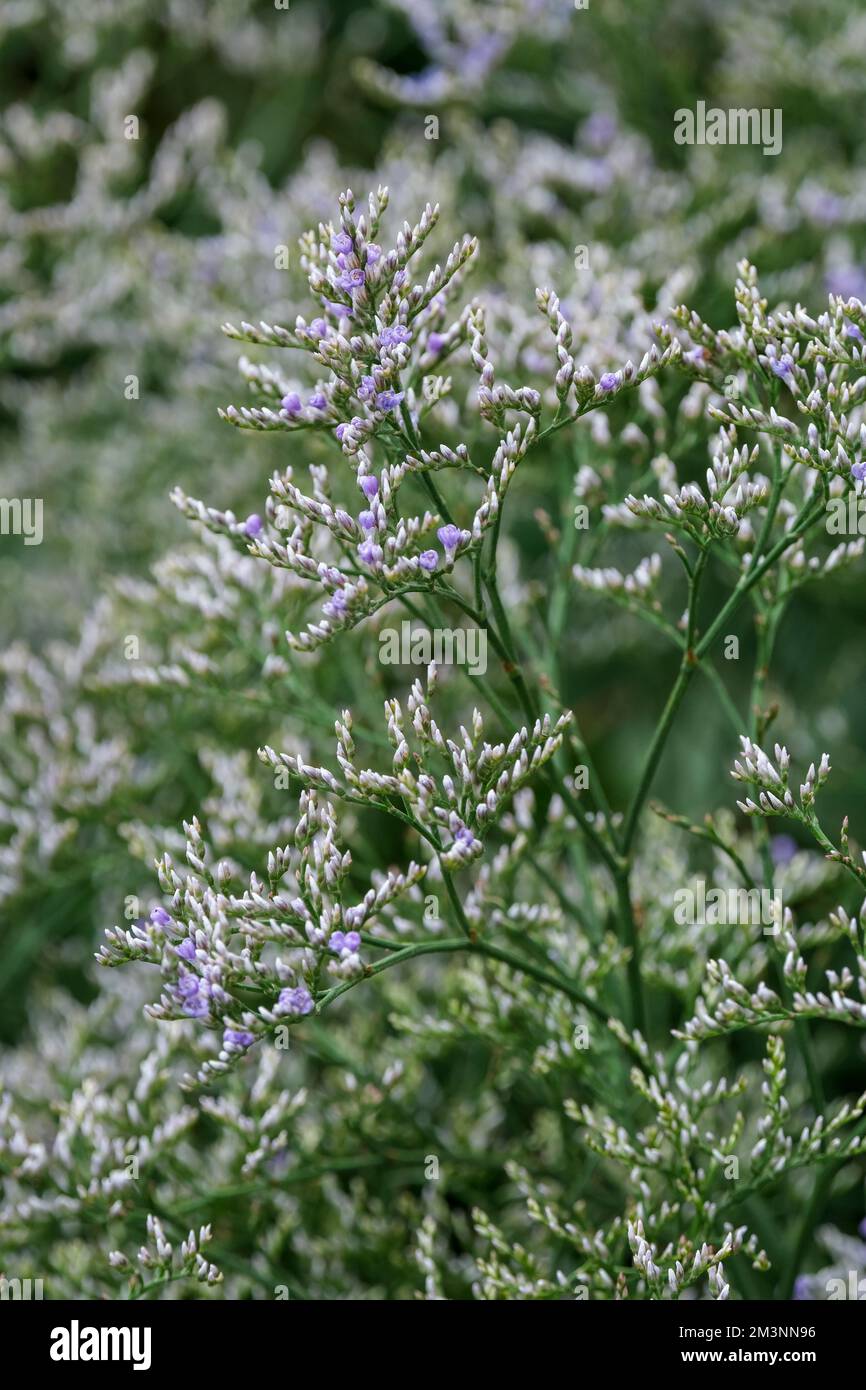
329;930;361;956
281;392;302;415
844;321;864;343
358;539;382;565
308;392;327;410
322;591;348;620
426;332;445;356
852;461;866;483
223;1027;255;1049
770;355;795;382
359;474;379;499
379;325;411;348
332;231;353;255
278;985;314;1017
337;268;365;291
419;549;438;572
309;318;329;339
375;390;404;412
176;937;197;961
599;372;619;392
684;346;710;368
335;424;348;441
243;514;263;538
325;300;352;319
437;523;463;554
150;908;172;927
358;510;376;531
792;1275;812;1301
365;244;381;265
357;375;377;401
183;995;209;1019
176;973;200;999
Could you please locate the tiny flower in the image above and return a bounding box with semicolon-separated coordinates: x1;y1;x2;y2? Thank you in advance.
281;392;302;415
599;372;619;391
852;462;866;482
325;299;351;319
308;392;327;410
150;908;172;927
331;231;353;255
358;510;376;531
770;355;795;382
437;523;464;555
844;321;864;343
770;834;798;867
358;539;383;565
426;332;445;355
419;549;438;572
244;514;264;538
343;931;361;952
329;931;346;954
176;974;200;999
337;268;365;291
278;985;314;1017
359;474;379;499
379;325;411;347
176;937;197;961
223;1027;255;1049
357;376;377;401
684;346;710;368
322;592;348;620
365;243;382;265
309;318;329;338
375;389;404;412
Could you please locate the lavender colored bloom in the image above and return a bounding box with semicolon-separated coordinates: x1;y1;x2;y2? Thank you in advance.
365;244;382;265
335;424;348;441
359;474;379;499
344;931;361;952
308;392;327;410
375;389;404;412
358;539;382;565
332;231;353;255
844;321;864;343
176;936;197;961
357;375;377;401
337;268;365;291
322;592;348;620
183;996;209;1019
281;392;302;415
329;931;346;954
599;372;619;391
770;355;795;382
325;300;352;319
243;513;263;538
683;346;710;368
223;1027;255;1048
176;973;200;998
150;907;172;927
419;549;438;572
358;510;376;531
379;325;411;348
437;523;463;554
278;985;314;1017
852;461;866;483
309;318;329;338
426;332;446;356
